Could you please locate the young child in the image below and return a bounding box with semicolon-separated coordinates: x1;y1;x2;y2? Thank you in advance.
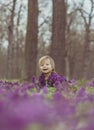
38;55;67;88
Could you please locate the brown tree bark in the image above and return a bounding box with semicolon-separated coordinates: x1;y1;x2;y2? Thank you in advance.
15;3;23;79
83;24;90;79
7;0;16;79
50;0;66;75
24;0;38;81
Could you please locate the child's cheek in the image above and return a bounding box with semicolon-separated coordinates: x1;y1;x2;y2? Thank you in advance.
40;66;43;69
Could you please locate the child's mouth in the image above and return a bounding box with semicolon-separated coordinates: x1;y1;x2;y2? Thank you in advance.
43;69;48;71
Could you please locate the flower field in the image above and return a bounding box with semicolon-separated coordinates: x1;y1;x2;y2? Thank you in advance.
0;79;94;130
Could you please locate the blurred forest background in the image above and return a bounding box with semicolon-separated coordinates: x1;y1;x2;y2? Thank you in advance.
0;0;94;81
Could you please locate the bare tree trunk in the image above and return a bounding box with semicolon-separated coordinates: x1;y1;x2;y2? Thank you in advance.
24;0;38;81
15;3;23;78
7;0;16;79
51;0;66;75
83;24;90;79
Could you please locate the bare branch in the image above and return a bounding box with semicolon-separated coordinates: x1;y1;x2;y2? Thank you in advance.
89;0;94;18
76;8;87;25
39;16;51;28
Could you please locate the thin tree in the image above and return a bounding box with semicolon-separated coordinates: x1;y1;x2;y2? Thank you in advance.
15;3;23;78
24;0;38;81
7;0;16;79
50;0;66;75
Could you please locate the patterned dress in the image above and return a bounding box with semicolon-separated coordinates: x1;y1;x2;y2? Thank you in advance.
39;72;67;88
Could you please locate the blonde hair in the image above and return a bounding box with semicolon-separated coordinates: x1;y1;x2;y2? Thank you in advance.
38;55;55;71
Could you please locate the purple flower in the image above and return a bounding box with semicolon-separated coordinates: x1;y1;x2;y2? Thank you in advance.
75;87;94;103
69;79;76;86
87;80;94;87
43;86;49;94
83;120;94;130
53;81;63;92
77;87;85;97
32;76;38;84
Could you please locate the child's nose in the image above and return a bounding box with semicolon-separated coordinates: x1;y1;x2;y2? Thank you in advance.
43;65;47;67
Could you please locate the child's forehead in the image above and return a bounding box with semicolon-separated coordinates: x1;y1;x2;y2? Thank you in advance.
40;58;50;64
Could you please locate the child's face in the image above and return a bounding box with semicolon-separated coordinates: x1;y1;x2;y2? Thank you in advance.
39;59;53;74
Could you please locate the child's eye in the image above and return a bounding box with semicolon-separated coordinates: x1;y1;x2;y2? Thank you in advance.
46;64;49;65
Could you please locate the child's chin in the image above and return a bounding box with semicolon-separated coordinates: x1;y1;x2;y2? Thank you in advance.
43;72;48;74
43;71;49;74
